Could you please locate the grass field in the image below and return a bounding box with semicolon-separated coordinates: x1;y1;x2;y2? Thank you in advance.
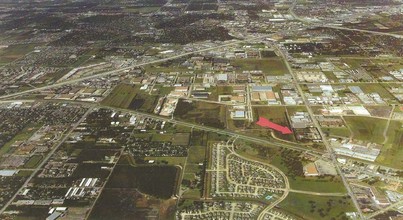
172;133;190;146
144;156;187;166
279;193;355;220
182;145;206;199
0;124;41;156
209;86;233;101
232;58;289;75
289;176;347;193
23;155;43;168
101;84;138;108
286;106;308;115
123;6;161;13
376;120;403;169
358;83;395;100
187;145;206;163
325;127;351;138
250;106;295;142
15;170;33;177
253;106;288;124
144;65;188;73
0;43;39;64
107;165;179;199
174;100;226;129
152;133;173;142
151;85;174;96
344;116;387;144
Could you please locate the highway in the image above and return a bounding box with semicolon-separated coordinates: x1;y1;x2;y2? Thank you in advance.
274;43;365;218
1;98;326;155
289;0;403;39
101;104;325;156
322;25;403;39
367;200;403;219
0;34;271;101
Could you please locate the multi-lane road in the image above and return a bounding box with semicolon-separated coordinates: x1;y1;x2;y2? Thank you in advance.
0;34;272;101
274;43;365;218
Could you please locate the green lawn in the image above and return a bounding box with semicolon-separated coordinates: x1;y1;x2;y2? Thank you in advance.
289;176;347;193
0;124;41;156
182;188;202;199
325;127;351;138
151;85;173;96
143;156;186;166
152;133;173;142
209;86;233;101
23;155;43;168
253;106;287;123
279;193;356;220
344;116;387;144
101;84;138;108
286;106;308;115
15;170;33;177
123;6;161;13
174;101;227;129
182;146;206;200
359;83;395;100
187;145;206;164
376;120;403;169
183;145;206;175
0;43;40;63
250;106;295;142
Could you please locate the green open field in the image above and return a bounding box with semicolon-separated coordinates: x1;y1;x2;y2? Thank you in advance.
15;170;33;177
89;188;177;220
152;133;173;142
343;116;387;144
325;127;351;138
376;120;403;169
248;106;295;142
182;145;206;199
286;106;308;115
188;131;208;146
172;133;190;146
101;83;158;113
144;64;188;73
253;106;288;124
151;85;174;96
0;43;40;64
23;155;43;169
107;165;179;199
358;83;395;100
123;6;161;13
144;156;186;166
174;100;227;129
289;176;346;193
208;86;233;101
0;124;41;156
279;193;355;220
101;84;138;108
232;58;289;75
187;145;206;164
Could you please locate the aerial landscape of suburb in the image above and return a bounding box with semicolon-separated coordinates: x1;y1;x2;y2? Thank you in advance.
0;0;402;219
